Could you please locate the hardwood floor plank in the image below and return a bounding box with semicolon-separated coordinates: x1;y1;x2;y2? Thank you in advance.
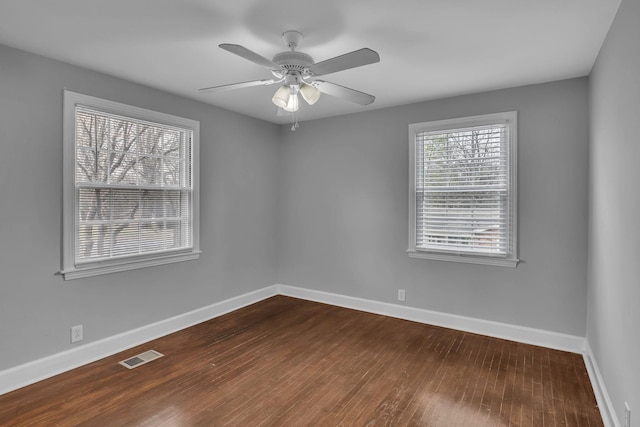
521;345;535;426
0;296;603;427
531;345;546;426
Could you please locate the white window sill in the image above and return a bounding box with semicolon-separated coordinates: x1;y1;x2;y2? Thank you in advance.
60;251;201;280
407;250;519;267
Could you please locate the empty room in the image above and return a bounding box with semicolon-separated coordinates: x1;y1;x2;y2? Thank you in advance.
0;0;638;425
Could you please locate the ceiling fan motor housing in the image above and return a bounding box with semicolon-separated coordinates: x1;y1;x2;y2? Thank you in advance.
272;51;314;74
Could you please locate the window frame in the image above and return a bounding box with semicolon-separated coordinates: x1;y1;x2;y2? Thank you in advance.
61;90;200;280
408;111;518;267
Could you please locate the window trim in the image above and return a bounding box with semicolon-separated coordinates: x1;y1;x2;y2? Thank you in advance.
61;90;200;280
408;111;518;267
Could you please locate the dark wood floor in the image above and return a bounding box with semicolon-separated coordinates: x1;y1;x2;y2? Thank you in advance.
0;296;602;426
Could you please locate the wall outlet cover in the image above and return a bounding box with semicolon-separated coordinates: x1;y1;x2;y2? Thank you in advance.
71;325;83;343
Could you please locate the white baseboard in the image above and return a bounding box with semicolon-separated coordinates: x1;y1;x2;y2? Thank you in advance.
276;284;586;354
583;342;620;427
0;285;279;396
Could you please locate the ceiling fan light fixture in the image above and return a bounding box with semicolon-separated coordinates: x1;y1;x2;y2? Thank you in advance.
300;83;321;105
272;85;290;109
283;91;299;112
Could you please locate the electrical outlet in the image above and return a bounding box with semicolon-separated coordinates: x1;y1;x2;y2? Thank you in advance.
71;325;83;343
398;289;406;302
625;402;631;427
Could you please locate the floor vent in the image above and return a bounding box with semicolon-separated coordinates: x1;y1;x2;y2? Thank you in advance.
119;350;164;369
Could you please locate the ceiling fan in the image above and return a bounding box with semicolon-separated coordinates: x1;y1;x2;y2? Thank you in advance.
198;31;380;120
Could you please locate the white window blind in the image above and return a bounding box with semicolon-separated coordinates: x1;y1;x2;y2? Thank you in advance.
408;112;518;267
62;91;200;279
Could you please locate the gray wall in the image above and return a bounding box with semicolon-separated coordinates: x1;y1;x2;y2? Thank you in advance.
278;78;589;336
588;0;640;421
0;44;280;370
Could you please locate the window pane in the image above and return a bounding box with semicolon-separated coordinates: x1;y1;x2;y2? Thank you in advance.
76;149;109;183
108;153;138;185
162;158;181;187
163;129;182;157
107;117;131;152
76;111;109;150
138;126;164;156
140;190;168;219
111;190;141;220
77;223;112;260
78;188;110;221
137;156;163;186
111;223;140;257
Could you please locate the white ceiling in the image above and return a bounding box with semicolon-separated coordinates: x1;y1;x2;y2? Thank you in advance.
0;0;620;124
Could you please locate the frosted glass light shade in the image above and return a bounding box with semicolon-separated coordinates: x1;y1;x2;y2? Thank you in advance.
300;83;321;105
272;86;290;109
283;93;299;112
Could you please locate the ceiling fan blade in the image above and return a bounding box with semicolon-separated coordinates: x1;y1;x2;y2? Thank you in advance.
219;43;280;70
198;79;276;94
309;48;380;76
314;80;376;105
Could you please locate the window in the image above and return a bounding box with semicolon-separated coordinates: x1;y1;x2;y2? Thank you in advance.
61;91;200;279
408;112;518;267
